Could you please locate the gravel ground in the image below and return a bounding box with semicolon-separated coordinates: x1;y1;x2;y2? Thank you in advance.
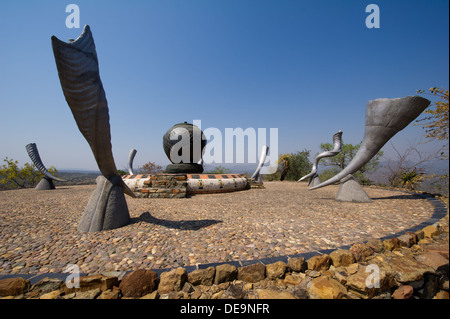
0;181;435;275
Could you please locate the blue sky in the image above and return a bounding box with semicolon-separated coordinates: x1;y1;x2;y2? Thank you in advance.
0;0;448;172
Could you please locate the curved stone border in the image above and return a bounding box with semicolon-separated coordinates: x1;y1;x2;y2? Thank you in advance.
1;190;447;296
179;192;448;272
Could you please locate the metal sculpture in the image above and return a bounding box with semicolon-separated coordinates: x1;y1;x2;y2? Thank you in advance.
52;25;135;232
251;145;269;183
163;122;207;174
298;131;342;187
309;96;430;202
25;143;67;190
127;149;137;175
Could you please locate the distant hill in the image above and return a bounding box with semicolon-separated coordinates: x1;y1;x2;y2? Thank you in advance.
50;158;450;196
202;163;257;175
54;171;99;186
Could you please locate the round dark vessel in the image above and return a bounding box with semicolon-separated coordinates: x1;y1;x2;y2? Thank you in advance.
163;122;207;173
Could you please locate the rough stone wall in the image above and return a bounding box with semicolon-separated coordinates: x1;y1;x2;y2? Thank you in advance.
134;174;187;199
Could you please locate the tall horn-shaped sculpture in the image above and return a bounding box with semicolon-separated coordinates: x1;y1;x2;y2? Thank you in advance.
52;25;134;232
251;145;269;182
310;96;430;198
127;149;137;175
26;143;67;190
298;131;342;186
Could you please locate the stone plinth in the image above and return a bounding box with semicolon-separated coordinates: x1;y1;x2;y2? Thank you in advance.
127;174;187;199
335;175;372;203
246;178;265;189
78;175;131;232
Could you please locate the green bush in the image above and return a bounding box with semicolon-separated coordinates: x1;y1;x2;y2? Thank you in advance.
0;157;58;189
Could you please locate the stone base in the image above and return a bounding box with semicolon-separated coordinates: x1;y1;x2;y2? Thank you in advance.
78;176;131;232
165;163;203;174
135;174;187;198
35;177;56;190
308;175;321;188
335;175;372;203
247;178;265;189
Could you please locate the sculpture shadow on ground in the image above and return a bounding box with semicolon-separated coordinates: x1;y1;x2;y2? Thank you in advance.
131;212;223;230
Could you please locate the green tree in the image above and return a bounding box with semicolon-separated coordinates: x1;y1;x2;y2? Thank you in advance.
268;150;312;181
415;87;449;195
318;167;340;183
277;153;292;181
400;169;423;191
416;87;449;159
0;157;58;189
286;150;313;181
318;141;383;184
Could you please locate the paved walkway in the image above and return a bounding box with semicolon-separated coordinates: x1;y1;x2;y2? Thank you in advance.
0;182;442;277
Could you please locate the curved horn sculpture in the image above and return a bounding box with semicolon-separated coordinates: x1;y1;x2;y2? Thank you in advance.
298;131;342;184
251;145;269;181
52;25;134;232
26;143;66;183
310;96;430;190
127;149;137;175
51;25;134;198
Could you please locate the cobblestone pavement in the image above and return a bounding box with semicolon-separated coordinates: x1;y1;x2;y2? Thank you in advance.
0;182;436;275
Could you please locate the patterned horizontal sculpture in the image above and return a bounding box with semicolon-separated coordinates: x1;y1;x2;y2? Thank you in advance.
122;174;248;197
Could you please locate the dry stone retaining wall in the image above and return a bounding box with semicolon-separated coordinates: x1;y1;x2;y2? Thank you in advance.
132;174;188;199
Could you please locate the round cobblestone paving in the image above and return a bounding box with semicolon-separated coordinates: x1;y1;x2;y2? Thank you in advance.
0;182;435;275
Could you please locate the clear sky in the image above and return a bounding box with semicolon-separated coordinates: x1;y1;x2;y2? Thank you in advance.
0;0;448;172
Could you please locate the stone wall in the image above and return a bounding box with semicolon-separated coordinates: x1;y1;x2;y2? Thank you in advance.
134;174;187;199
246;178;265;189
